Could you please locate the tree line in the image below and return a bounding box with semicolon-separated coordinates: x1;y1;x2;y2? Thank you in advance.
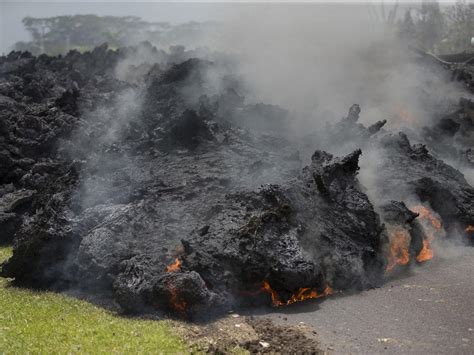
12;1;474;56
396;0;473;54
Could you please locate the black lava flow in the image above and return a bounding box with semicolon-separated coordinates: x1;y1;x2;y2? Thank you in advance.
1;43;473;318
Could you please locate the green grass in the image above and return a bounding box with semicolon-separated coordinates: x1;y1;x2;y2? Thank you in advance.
0;246;187;353
0;246;12;264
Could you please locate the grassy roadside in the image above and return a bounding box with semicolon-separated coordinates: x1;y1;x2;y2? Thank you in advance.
0;246;187;353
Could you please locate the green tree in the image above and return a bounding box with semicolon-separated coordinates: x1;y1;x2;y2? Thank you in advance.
17;15;158;55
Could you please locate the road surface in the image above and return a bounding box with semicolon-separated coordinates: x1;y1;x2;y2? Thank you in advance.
254;246;474;354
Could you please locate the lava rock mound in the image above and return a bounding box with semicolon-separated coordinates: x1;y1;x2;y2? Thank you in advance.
2;44;474;318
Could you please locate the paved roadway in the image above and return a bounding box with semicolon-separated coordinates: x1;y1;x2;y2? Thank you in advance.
255;246;474;354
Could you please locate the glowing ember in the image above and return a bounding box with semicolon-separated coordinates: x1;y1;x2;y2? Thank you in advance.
262;280;332;307
466;225;474;233
169;286;186;313
386;228;411;272
166;258;182;272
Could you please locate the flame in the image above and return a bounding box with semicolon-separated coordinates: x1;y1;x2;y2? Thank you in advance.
466;225;474;233
165;259;186;313
262;280;332;307
166;258;182;272
386;228;411;272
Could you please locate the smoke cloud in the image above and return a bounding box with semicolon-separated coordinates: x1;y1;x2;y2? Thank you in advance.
75;3;473;261
196;4;469;136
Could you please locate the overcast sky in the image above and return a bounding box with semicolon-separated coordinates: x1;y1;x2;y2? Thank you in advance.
0;0;461;2
0;1;463;53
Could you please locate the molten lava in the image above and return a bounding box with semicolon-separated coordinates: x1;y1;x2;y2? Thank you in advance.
411;205;442;230
169;286;186;313
261;280;333;307
411;205;441;264
166;258;182;272
165;259;186;313
415;239;434;263
386;228;411;272
386;206;442;271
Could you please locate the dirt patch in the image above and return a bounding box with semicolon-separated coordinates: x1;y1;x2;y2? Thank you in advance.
173;315;324;354
243;317;324;354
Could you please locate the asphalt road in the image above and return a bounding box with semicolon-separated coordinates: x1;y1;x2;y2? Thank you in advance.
255;246;474;354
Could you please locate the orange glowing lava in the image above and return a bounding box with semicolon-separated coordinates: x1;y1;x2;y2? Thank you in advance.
169;286;186;313
166;258;182;272
386;228;411;272
415;239;434;263
410;205;442;264
411;206;442;230
262;280;332;307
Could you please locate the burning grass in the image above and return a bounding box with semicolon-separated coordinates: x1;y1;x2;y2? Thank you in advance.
0;246;186;353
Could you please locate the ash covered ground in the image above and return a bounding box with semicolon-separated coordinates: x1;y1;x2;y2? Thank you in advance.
0;39;474;319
